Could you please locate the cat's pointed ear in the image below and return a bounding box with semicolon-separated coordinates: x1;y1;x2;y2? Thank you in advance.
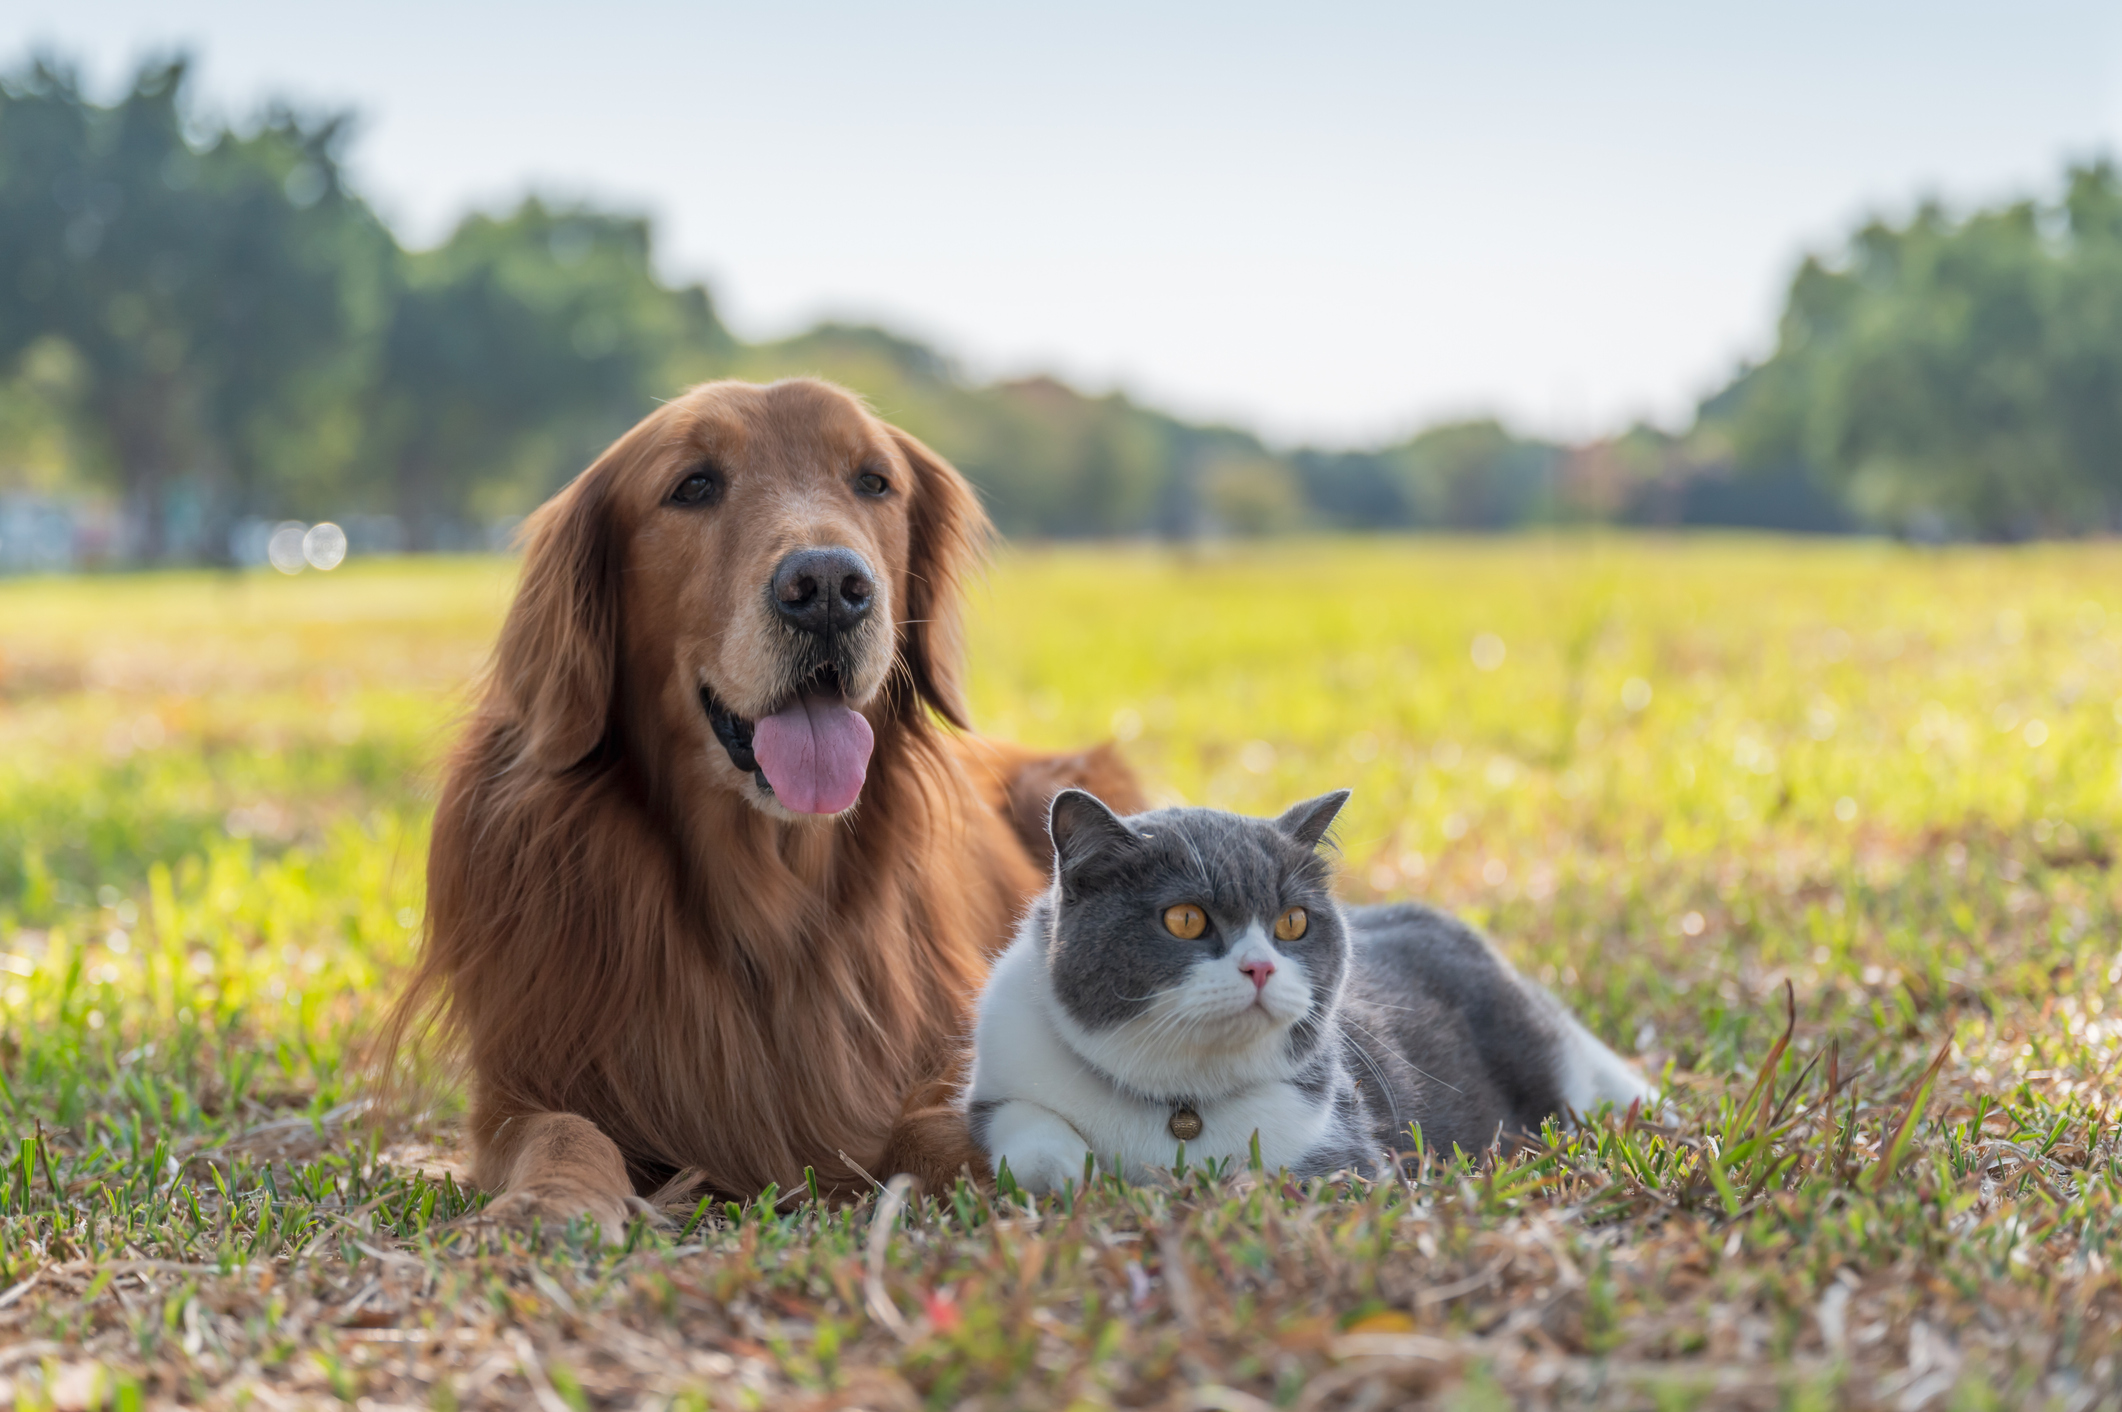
1275;790;1351;850
1049;788;1139;885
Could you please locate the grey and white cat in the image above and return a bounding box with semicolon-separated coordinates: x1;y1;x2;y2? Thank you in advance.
967;788;1653;1191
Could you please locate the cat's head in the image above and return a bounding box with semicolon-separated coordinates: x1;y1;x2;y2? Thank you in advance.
1039;788;1352;1098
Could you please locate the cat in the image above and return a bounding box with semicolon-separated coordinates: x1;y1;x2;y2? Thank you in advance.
966;788;1654;1191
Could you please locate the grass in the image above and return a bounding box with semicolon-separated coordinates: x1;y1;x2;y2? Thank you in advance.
0;535;2118;1409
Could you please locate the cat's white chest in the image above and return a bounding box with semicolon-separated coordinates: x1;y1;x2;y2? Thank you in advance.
1133;1083;1338;1179
1034;1076;1335;1183
968;933;1341;1187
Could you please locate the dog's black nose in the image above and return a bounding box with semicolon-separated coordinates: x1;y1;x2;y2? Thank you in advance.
770;546;875;635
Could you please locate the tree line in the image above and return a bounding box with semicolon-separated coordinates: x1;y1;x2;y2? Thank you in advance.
2;53;2117;558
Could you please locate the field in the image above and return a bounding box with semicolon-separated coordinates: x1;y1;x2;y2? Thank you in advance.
0;536;2118;1410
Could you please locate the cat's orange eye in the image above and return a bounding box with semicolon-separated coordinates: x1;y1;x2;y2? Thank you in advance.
1275;907;1308;941
1163;904;1207;940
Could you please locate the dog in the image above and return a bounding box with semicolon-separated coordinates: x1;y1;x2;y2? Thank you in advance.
385;378;1143;1235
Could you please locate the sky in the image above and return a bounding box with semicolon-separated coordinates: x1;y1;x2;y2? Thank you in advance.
8;1;2122;447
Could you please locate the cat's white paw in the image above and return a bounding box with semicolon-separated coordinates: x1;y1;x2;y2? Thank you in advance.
997;1139;1092;1195
984;1101;1094;1194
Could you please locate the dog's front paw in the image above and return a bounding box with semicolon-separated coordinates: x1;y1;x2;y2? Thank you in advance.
464;1184;658;1245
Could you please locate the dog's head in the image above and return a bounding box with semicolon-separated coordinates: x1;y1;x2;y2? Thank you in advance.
493;379;985;819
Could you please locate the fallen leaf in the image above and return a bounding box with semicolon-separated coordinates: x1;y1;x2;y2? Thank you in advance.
1343;1310;1417;1335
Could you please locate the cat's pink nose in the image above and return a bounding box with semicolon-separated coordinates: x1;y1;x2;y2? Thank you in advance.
1240;958;1275;993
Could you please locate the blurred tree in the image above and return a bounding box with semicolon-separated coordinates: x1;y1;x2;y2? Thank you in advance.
0;338;93;494
0;56;392;557
1199;454;1303;535
18;45;2122;554
722;326;1272;538
1392;420;1563;529
1720;162;2122;537
364;199;732;547
1291;447;1416;528
955;376;1176;537
2047;163;2122;526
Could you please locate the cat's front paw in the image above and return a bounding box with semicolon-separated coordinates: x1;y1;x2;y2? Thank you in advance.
984;1101;1094;1194
997;1138;1092;1195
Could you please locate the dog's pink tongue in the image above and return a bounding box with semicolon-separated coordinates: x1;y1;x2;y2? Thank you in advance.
751;695;875;814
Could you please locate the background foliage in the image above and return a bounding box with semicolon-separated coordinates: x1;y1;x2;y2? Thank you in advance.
5;54;2121;558
1718;163;2122;539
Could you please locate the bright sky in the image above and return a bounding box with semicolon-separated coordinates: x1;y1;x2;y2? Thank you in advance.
10;1;2122;446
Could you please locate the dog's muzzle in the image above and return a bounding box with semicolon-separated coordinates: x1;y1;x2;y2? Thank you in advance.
701;654;858;803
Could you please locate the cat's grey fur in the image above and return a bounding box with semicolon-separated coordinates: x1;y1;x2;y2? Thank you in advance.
966;789;1653;1190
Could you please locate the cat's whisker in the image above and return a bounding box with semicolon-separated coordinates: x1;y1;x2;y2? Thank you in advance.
1132;1000;1211;1056
1342;1016;1464;1096
1334;1020;1410;1135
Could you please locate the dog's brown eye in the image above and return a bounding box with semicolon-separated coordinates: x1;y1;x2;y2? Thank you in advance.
855;471;890;496
670;468;721;506
1275;907;1308;941
1163;904;1206;940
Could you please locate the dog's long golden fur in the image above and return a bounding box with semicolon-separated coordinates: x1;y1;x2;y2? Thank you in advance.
386;379;1141;1232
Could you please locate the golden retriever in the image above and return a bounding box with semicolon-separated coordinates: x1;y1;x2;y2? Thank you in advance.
386;378;1141;1234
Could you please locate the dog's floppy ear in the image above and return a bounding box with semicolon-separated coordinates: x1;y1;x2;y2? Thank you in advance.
891;426;988;730
494;463;620;772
